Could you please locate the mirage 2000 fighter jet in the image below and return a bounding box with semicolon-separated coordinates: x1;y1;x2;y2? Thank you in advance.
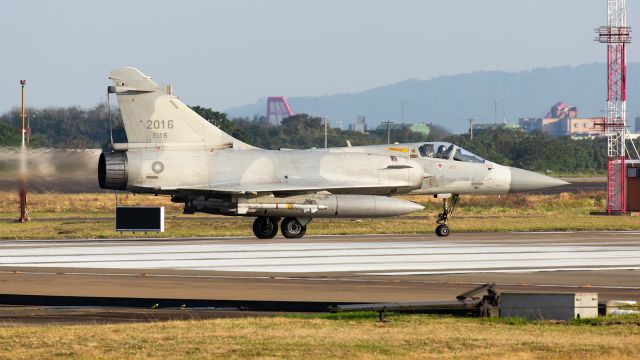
99;68;567;239
99;68;426;239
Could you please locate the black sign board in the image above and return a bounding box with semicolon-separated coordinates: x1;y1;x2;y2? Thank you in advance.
115;206;164;232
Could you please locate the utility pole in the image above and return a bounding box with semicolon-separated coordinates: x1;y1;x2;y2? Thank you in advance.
468;117;476;140
21;80;26;146
494;100;498;123
381;120;394;144
323;116;328;148
401;101;405;123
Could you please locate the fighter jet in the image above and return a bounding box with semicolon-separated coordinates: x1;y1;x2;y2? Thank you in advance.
99;68;425;239
328;142;569;236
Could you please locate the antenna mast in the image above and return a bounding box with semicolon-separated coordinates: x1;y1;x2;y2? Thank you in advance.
595;0;631;213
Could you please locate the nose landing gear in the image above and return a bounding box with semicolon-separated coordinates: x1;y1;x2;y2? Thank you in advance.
435;194;458;237
435;224;450;237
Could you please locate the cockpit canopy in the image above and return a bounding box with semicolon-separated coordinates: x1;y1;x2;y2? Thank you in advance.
417;142;485;163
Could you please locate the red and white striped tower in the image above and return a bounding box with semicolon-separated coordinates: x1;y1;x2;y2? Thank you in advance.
266;96;293;126
596;0;631;213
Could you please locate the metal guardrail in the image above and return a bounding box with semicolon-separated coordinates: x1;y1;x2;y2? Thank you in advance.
328;283;499;321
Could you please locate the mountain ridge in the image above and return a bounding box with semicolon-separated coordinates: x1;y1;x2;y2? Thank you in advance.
226;63;640;133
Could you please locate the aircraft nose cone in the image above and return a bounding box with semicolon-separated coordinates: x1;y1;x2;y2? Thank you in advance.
509;167;569;192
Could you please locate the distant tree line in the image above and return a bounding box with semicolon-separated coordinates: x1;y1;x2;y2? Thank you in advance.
0;104;621;174
0;104;119;149
446;128;610;174
194;110;442;149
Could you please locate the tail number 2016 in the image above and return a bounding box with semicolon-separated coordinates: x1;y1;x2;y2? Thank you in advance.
146;120;174;130
146;120;173;139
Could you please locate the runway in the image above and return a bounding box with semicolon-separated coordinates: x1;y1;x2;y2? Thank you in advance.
0;232;637;306
0;232;638;275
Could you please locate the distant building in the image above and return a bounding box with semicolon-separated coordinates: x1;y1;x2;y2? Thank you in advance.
518;102;601;138
348;115;368;133
547;102;577;119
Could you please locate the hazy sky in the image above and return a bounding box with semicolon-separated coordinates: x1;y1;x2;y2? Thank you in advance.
1;0;638;113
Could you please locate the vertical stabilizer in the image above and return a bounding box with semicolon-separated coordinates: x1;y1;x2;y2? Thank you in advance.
109;67;253;150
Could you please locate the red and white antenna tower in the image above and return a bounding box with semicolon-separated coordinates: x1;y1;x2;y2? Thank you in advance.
595;0;631;214
266;96;293;126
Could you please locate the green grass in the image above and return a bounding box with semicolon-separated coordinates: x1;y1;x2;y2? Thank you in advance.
1;191;638;239
1;213;639;239
292;312;640;326
571;314;640;326
0;314;638;359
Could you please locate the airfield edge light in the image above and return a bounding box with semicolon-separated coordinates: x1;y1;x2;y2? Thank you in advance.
17;79;30;223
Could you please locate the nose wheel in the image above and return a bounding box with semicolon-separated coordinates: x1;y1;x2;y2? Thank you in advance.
435;224;450;237
435;194;458;237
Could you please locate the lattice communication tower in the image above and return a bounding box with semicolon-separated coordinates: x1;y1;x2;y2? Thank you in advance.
595;0;631;213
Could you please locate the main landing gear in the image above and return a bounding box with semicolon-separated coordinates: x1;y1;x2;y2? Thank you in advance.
435;194;459;237
252;216;309;239
281;217;307;238
252;216;279;239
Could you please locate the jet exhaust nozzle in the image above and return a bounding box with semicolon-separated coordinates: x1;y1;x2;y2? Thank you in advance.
98;151;128;190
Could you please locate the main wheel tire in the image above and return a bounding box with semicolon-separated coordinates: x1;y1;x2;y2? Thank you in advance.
253;216;278;239
281;217;307;239
435;224;450;237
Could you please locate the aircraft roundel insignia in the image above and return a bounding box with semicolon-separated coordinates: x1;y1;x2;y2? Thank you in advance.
436;162;444;169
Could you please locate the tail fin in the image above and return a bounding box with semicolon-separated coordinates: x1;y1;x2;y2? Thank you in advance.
108;67;253;150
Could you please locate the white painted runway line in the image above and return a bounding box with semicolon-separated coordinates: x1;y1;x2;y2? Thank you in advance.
0;236;638;275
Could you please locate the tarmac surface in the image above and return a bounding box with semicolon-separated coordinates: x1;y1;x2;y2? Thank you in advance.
553;177;605;194
0;231;637;324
